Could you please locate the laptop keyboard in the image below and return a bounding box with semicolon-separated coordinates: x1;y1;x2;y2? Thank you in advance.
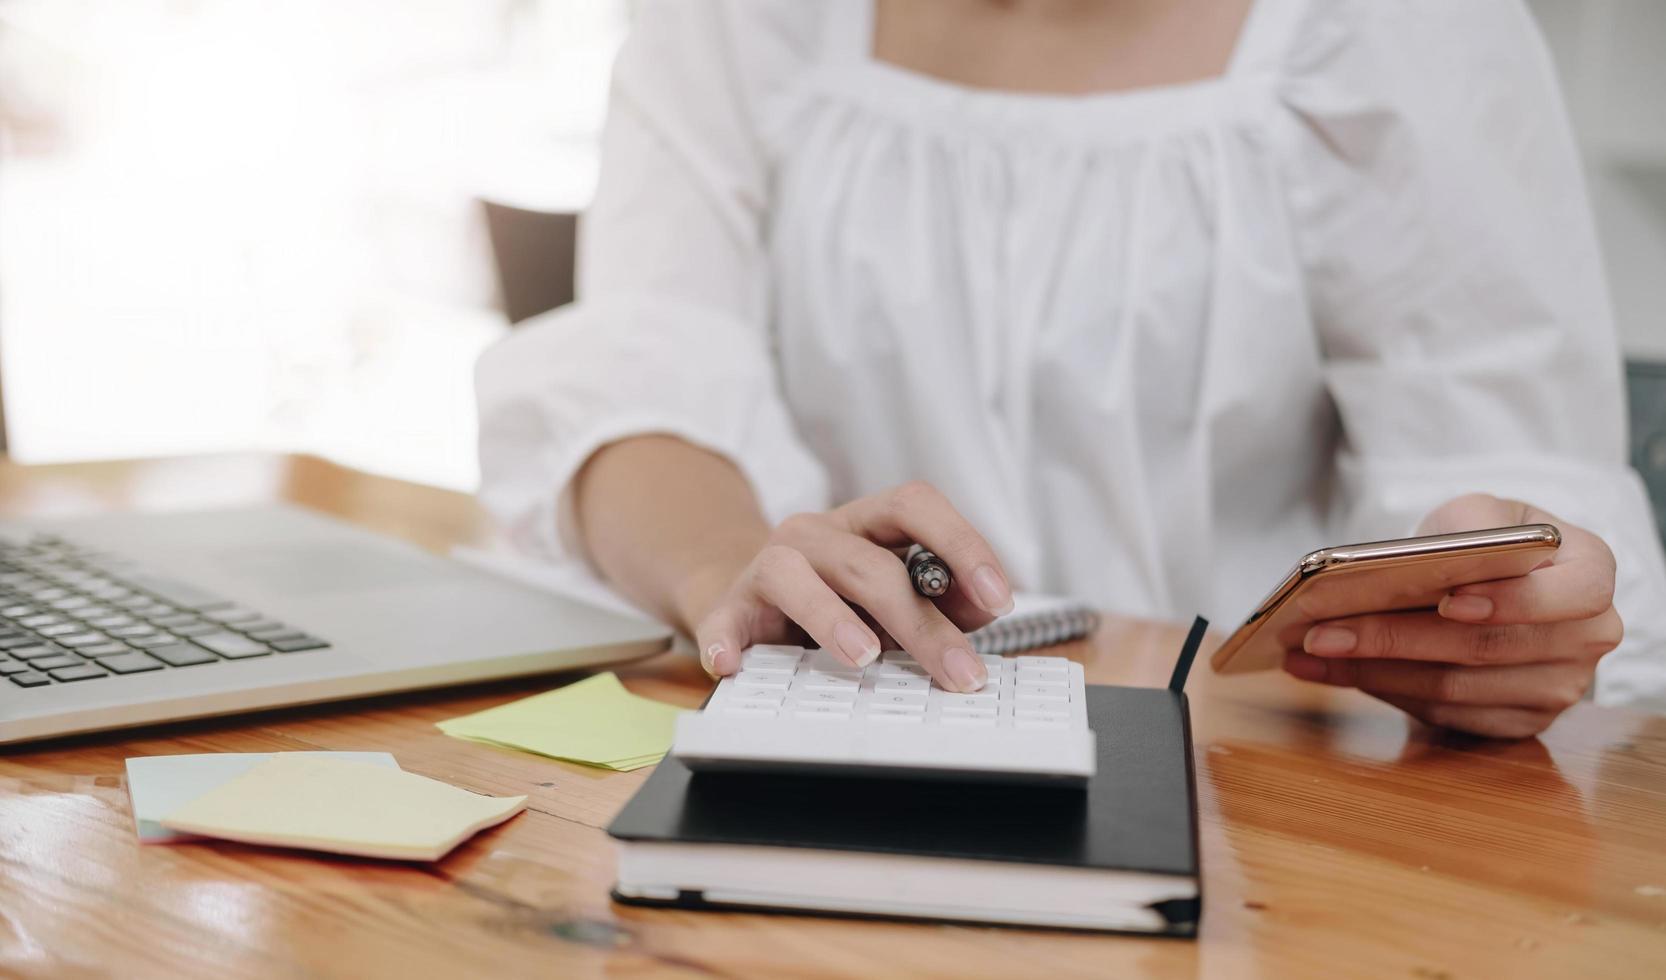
0;533;330;689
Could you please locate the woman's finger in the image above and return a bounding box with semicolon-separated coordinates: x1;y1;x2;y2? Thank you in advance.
1282;652;1593;711
834;481;1015;616
695;601;751;678
744;544;882;669
1300;610;1607;667
928;583;998;635
1370;693;1559;739
773;509;996;634
1439;525;1617;626
790;527;988;692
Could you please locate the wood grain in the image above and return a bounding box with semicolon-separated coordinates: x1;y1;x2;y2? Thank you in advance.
2;454;1664;979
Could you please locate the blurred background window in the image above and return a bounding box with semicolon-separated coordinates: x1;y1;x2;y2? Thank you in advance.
0;0;625;489
0;0;1660;492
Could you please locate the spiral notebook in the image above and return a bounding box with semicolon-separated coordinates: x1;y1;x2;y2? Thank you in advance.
968;593;1101;656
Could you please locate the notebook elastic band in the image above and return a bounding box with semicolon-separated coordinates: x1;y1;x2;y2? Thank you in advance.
1167;616;1209;692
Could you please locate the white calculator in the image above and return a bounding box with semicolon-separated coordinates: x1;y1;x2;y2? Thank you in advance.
670;646;1096;786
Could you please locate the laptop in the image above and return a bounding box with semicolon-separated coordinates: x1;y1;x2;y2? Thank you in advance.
0;504;672;745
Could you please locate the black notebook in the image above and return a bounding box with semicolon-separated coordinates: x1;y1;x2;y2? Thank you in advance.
608;685;1201;935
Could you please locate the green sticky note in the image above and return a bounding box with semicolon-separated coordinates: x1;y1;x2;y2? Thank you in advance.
437;672;681;770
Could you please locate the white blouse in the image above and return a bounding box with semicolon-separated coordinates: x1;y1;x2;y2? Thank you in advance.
476;0;1666;707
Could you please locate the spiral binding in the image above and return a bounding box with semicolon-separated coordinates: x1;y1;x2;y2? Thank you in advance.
968;604;1101;657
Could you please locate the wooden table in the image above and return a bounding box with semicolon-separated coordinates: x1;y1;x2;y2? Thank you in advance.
2;454;1664;979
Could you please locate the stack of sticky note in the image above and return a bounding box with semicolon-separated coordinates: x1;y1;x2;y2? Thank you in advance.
437;672;680;771
125;752;525;861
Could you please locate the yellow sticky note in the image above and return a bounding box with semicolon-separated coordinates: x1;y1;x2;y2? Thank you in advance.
159;755;526;862
437;672;679;769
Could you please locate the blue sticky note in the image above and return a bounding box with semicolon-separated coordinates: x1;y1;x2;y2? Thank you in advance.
125;752;400;843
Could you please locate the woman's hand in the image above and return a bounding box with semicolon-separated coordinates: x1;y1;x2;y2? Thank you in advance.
693;481;1015;694
1283;494;1623;738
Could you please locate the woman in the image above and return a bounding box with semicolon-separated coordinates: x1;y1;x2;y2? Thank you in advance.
477;0;1666;737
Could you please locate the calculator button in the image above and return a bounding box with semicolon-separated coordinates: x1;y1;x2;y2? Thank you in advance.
803;650;863;673
1017;667;1069;684
800;673;860;691
1014;684;1070;702
978;654;1005;668
874;676;929;693
880;651;918;665
794;704;853;720
728;689;785;707
876;662;928;677
940;701;999;717
9;671;50;688
742;649;802;670
868;710;923;724
1016;656;1070;669
1015;702;1072;717
940;713;998;727
933;691;996;708
797;689;858;704
734;670;792;689
869;693;927;711
48;663;108;682
1016;717;1070;730
723;705;778;719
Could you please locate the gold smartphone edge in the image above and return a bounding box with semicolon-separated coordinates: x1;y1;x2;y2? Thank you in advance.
1208;524;1562;672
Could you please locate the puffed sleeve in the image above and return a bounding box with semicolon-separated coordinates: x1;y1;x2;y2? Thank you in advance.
1273;0;1666;707
475;0;829;567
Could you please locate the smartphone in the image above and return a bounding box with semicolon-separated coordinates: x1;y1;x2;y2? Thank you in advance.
1210;524;1562;675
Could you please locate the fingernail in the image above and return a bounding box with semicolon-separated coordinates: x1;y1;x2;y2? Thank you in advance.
1440;593;1494;622
1283;651;1327;681
943;648;987;692
972;565;1015;616
1304;625;1356;656
704;642;737;677
834;621;880;667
